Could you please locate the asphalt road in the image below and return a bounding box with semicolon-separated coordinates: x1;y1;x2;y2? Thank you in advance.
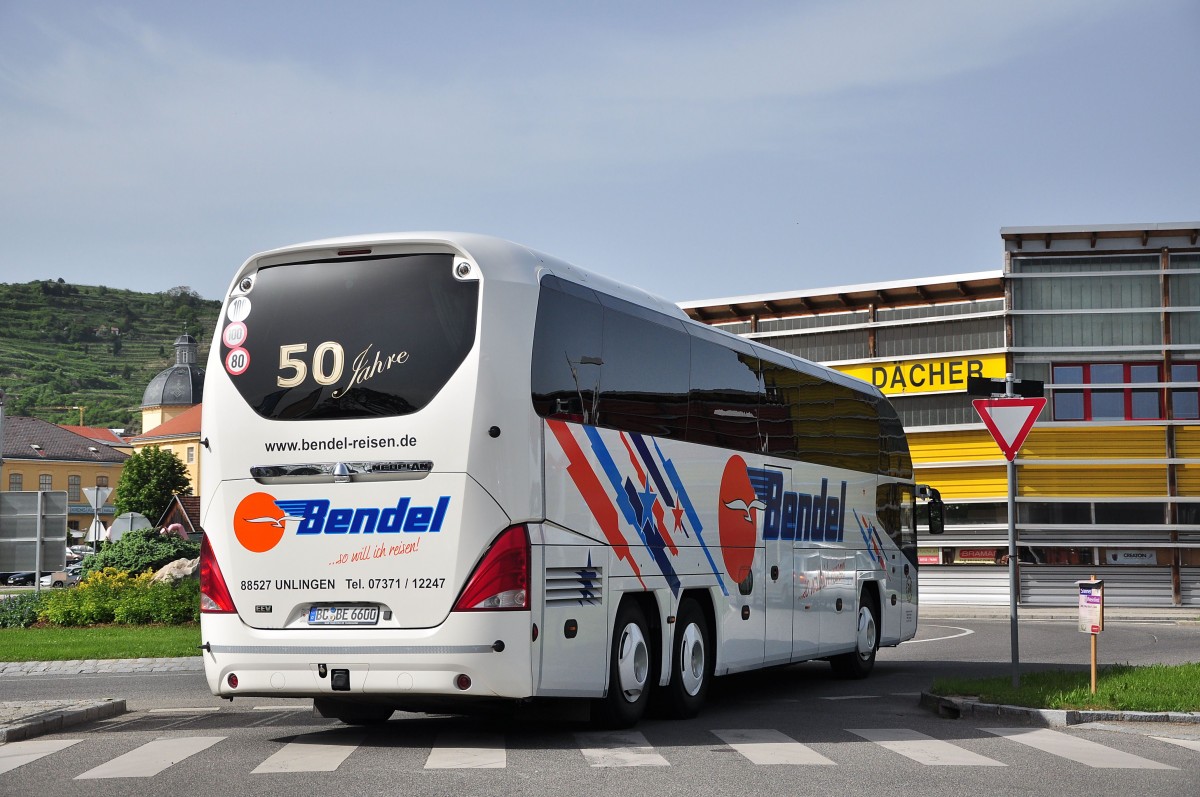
2;617;1198;796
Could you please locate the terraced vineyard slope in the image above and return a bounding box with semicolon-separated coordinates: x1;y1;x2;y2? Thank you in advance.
0;280;221;434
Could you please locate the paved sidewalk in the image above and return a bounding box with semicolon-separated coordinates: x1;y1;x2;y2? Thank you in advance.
0;656;200;743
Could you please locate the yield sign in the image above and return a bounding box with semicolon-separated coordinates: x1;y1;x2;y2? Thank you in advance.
973;397;1047;461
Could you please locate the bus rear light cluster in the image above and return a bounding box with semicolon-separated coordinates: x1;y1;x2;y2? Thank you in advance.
200;535;237;614
455;674;472;691
227;673;238;689
452;525;529;611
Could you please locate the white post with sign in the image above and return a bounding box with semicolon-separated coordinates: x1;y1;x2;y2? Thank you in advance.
1077;578;1104;694
971;375;1047;688
83;486;112;551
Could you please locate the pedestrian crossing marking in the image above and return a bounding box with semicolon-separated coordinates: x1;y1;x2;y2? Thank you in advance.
75;736;226;779
1153;736;1200;753
984;728;1175;769
711;729;835;765
847;728;1006;766
253;732;365;773
576;730;669;767
0;739;80;775
424;732;506;769
3;725;1192;778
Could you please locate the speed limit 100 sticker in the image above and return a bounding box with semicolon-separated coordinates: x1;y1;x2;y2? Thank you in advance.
227;296;251;323
222;321;248;348
225;347;250;376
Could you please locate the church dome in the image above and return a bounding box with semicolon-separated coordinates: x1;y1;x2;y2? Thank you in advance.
141;335;205;408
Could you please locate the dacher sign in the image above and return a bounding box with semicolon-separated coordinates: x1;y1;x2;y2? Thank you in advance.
835;353;1006;396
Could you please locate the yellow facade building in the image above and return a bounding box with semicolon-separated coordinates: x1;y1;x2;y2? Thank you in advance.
682;222;1200;607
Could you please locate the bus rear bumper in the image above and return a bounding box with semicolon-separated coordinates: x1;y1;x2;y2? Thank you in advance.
200;611;534;700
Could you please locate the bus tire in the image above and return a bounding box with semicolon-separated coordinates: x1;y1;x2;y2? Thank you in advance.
593;600;652;728
660;597;712;719
830;593;878;679
313;698;393;726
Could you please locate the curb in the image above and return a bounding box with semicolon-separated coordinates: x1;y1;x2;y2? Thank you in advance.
920;693;1200;727
0;699;127;743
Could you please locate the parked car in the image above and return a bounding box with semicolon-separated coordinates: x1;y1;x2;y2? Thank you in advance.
5;572;36;586
40;566;82;588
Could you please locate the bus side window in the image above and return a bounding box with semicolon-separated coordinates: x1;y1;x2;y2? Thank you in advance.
686;325;762;452
595;294;689;438
531;276;604;423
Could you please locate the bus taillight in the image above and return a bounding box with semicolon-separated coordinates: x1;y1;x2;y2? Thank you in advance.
452;525;529;611
200;535;237;613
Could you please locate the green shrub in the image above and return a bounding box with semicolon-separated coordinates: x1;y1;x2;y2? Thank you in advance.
0;591;46;628
81;527;199;578
114;579;200;624
38;567;199;626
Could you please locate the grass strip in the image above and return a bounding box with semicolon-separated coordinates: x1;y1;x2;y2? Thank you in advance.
0;624;201;661
932;662;1200;713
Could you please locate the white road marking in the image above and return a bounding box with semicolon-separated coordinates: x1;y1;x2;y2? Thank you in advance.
252;733;364;773
712;729;835;765
848;728;1005;766
424;732;506;769
75;736;225;779
576;730;669;767
0;739;81;775
900;625;975;644
1152;736;1200;753
984;727;1175;769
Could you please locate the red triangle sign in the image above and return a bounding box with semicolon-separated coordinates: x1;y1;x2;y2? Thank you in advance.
973;397;1047;461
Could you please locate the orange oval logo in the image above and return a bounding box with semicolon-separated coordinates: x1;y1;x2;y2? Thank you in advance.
233;492;287;553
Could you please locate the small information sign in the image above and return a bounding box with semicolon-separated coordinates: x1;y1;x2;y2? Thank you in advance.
1077;579;1104;634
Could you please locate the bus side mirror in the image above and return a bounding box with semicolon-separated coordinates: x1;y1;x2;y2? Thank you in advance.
927;497;945;535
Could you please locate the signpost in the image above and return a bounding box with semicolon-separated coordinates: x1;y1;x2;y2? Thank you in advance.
83;486;113;552
968;374;1046;687
1077;579;1104;693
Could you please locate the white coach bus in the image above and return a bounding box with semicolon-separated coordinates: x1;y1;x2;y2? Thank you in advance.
199;232;943;726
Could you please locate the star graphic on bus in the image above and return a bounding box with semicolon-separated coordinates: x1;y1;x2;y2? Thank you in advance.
575;553;599;605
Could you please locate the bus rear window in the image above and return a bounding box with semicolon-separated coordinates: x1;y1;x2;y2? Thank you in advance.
221;253;478;420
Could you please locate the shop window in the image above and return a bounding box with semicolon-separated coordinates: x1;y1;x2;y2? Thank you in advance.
1097;502;1166;524
1171;363;1199;420
1178;504;1200;525
1051;362;1162;421
1019;503;1091;524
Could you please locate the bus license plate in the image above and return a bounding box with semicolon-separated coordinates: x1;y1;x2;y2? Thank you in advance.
308;605;380;625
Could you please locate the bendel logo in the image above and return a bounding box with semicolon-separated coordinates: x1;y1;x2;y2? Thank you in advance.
718;456;763;583
232;492;451;553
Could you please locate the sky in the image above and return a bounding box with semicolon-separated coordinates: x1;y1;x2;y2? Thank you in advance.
1;0;1197;305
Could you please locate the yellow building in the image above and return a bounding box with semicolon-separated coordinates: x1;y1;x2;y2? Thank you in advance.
1;416;128;537
682;222;1200;607
133;334;205;497
129;403;203;496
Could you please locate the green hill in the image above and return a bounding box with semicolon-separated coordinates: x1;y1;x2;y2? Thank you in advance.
0;280;221;434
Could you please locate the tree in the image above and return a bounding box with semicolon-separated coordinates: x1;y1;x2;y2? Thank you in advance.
114;446;192;522
80;526;199;577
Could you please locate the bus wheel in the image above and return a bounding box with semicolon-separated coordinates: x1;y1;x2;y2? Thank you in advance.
313;698;393;726
830;596;878;679
593;600;652;727
660;597;712;719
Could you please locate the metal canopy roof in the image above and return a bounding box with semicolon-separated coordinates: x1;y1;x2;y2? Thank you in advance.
680;271;1004;325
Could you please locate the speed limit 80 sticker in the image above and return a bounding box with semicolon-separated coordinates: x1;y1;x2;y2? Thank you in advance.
225;347;250;376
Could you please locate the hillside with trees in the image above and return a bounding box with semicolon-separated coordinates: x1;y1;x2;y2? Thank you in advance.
0;280;221;434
